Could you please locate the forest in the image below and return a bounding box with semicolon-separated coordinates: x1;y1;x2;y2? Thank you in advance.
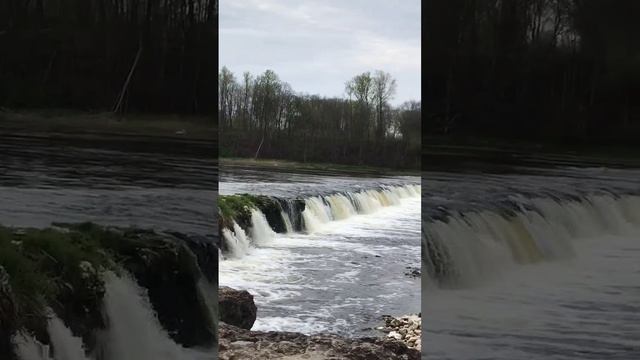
219;67;421;169
0;0;216;115
425;0;640;145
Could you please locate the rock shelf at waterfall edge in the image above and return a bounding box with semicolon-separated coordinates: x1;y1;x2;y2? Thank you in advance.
0;223;217;359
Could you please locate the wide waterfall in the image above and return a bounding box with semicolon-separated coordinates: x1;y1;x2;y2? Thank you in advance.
424;193;640;287
221;184;421;259
423;167;640;360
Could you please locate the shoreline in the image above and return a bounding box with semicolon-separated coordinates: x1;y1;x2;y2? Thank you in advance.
0;109;216;142
221;157;421;177
218;287;420;359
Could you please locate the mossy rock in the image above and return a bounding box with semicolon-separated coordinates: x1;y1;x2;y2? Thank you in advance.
0;222;217;353
218;194;287;235
0;224;113;354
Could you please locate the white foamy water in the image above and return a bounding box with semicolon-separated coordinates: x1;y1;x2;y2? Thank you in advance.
13;272;214;360
13;334;51;360
423;170;640;360
220;184;421;336
47;314;90;360
98;272;213;360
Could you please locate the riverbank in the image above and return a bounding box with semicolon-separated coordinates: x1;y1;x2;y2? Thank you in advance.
424;135;640;170
221;157;420;177
0;109;216;141
218;287;420;360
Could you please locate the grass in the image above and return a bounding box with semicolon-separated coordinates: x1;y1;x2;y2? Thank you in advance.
0;224;115;333
220;157;420;176
0;108;216;141
0;222;171;336
218;194;271;231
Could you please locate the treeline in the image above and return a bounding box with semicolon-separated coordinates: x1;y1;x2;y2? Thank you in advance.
425;0;640;145
219;67;420;169
0;0;216;115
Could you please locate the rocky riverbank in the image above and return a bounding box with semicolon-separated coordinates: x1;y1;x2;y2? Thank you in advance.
218;287;420;359
377;314;422;351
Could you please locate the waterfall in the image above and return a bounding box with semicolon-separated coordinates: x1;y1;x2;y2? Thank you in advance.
250;209;276;245
325;194;357;220
424;194;640;287
280;211;293;233
222;221;250;258
97;272;193;360
47;314;90;360
14;313;88;360
220;184;422;258
13;334;50;360
302;197;333;226
13;271;213;360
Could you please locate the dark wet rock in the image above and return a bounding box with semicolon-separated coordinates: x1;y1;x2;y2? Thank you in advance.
218;322;420;360
113;229;216;348
277;198;306;232
166;231;219;283
219;287;257;330
8;223;217;352
51;259;106;352
404;267;421;278
255;197;287;233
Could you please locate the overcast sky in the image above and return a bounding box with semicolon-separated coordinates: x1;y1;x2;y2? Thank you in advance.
219;0;421;105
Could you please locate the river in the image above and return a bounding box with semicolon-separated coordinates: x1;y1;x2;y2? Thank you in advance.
219;167;422;336
0;132;218;360
0;133;216;237
423;165;640;359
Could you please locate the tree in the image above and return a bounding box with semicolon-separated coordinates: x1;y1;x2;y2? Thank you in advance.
372;70;397;143
219;67;419;169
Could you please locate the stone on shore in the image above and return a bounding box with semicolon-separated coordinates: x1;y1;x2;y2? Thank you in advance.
218;286;258;330
218;322;420;360
379;314;422;352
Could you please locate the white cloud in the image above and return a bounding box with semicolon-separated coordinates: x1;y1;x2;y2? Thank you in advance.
352;33;421;72
220;0;421;104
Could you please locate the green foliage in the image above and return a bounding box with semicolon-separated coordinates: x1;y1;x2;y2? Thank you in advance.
0;228;53;328
218;194;260;220
0;223;143;334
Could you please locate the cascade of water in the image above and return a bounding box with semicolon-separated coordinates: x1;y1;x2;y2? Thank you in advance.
47;314;90;360
97;272;191;360
280;211;294;233
250;209;276;245
424;194;640;287
222;221;250;258
325;194;357;220
14;334;51;360
220;184;422;255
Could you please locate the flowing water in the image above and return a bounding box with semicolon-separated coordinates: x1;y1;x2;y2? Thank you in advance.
219;168;422;336
13;272;213;360
0;134;216;237
0;133;217;359
423;166;640;359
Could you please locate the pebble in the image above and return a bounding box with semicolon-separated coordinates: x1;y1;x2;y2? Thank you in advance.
377;313;422;351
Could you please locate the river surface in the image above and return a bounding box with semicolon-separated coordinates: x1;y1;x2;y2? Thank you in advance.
0;133;217;238
219;168;421;336
0;132;218;360
423;165;640;360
